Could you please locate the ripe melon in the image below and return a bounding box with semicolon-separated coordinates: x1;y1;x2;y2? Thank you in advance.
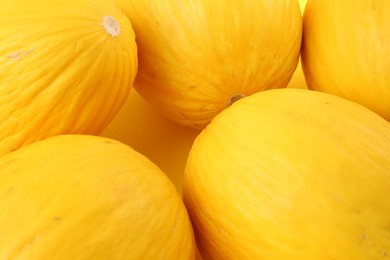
116;0;302;128
0;134;196;259
0;0;138;156
301;0;390;121
183;88;390;259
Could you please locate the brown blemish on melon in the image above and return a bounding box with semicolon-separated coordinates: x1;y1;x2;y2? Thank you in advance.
228;93;246;106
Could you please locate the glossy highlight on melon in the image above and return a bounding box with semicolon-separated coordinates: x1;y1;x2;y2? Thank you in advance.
0;0;138;156
183;88;390;259
0;134;196;259
116;0;302;128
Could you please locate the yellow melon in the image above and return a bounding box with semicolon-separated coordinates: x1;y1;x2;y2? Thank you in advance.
0;0;138;156
0;134;196;259
116;0;302;128
301;0;390;121
183;88;390;259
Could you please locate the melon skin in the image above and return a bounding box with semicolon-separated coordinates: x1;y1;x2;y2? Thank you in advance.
0;134;196;260
183;88;390;259
0;0;138;156
301;0;390;121
116;0;302;129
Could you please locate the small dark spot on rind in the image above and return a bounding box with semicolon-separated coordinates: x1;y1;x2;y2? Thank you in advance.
228;93;246;106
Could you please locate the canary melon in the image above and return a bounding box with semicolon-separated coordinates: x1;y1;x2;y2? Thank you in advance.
183;88;390;259
0;0;138;156
301;0;390;121
116;0;302;128
0;134;196;259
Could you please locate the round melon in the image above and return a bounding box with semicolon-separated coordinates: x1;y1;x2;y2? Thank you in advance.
0;134;196;259
116;0;302;128
0;0;138;156
301;0;390;121
183;88;390;259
